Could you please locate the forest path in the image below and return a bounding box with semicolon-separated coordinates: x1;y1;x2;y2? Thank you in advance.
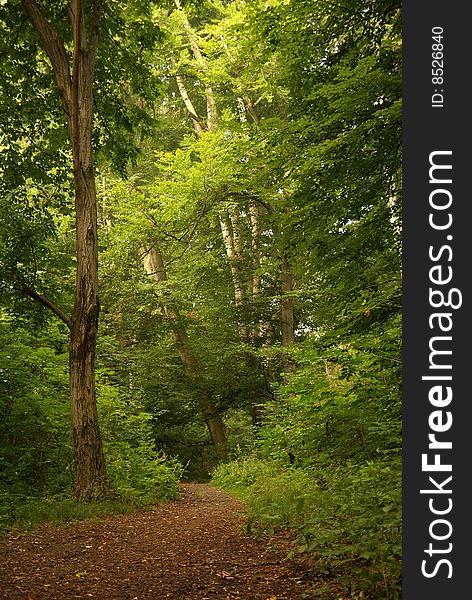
0;483;311;599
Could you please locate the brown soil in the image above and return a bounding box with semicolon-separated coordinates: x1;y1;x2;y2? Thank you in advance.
0;484;314;600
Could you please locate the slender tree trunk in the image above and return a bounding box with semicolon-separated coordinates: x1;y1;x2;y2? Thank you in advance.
174;8;270;424
219;210;250;341
21;0;108;500
142;245;227;458
175;74;205;136
280;255;295;347
249;201;262;299
218;213;246;306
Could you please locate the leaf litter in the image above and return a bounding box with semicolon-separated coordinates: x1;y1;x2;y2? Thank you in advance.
0;484;316;599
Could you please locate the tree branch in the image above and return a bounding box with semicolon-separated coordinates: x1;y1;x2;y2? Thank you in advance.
20;0;72;113
0;16;28;58
14;284;73;330
175;74;205;136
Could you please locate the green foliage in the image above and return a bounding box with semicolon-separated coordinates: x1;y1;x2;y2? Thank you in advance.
0;318;183;533
213;457;401;599
257;315;402;467
105;443;183;502
97;382;183;500
0;492;139;535
0;317;72;494
293;461;402;598
3;5;402;599
212;313;401;597
212;455;279;490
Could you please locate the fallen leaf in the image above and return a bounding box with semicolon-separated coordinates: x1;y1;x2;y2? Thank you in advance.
75;570;88;578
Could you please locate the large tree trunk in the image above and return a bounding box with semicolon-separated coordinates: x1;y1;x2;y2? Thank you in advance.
69;145;107;499
69;0;108;500
142;245;228;458
21;0;108;500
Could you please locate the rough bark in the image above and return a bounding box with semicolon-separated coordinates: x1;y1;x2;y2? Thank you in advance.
21;0;108;500
142;245;227;458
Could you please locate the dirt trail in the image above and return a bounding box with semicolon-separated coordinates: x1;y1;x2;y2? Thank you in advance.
0;484;311;599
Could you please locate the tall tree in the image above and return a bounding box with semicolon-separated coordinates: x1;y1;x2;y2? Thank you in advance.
142;244;227;457
14;0;107;500
1;0;162;498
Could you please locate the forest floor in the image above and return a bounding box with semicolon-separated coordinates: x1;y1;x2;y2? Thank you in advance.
0;483;323;600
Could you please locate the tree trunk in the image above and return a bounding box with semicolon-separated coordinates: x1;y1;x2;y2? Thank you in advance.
219;212;246;307
219;210;249;341
69;157;107;499
280;255;295;347
21;0;108;500
142;245;227;458
70;0;108;500
175;74;205;136
249;200;262;299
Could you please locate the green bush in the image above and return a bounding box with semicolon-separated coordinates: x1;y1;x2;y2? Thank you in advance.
213;457;401;599
211;317;402;599
294;460;402;598
0;320;73;495
0;491;139;534
98;382;183;501
0;336;184;534
105;440;183;501
211;455;280;491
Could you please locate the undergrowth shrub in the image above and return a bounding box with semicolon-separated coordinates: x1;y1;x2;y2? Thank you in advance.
98;383;183;501
294;459;402;598
211;455;280;490
0;491;137;534
212;318;402;599
0;321;73;495
105;441;183;501
213;457;401;599
0;359;183;534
